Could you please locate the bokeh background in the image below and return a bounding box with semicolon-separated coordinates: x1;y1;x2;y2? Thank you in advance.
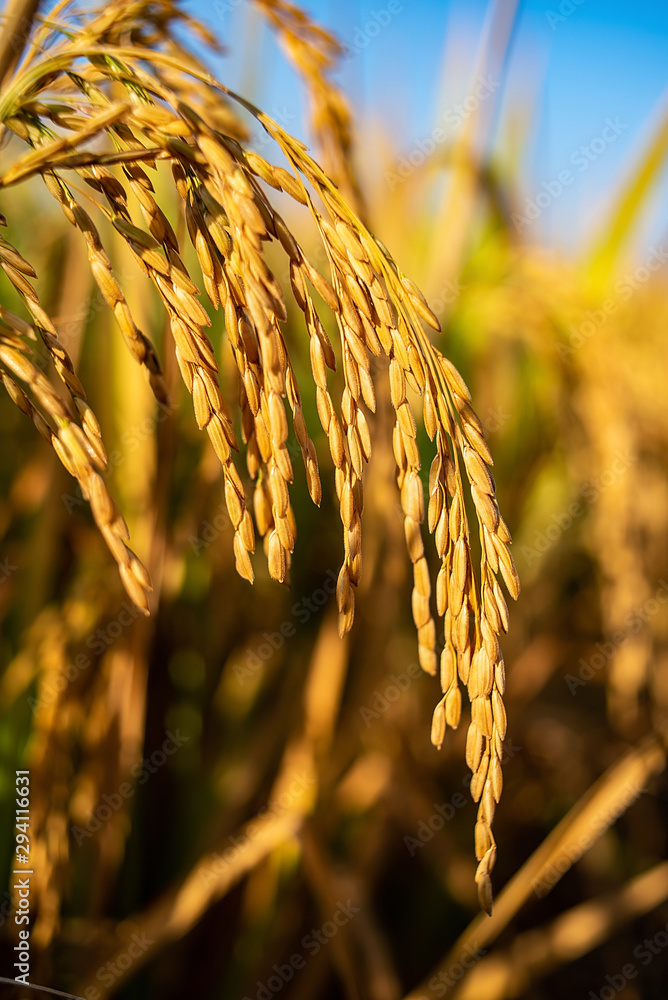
1;1;668;998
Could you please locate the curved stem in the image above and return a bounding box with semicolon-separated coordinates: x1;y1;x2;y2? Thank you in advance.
0;0;41;89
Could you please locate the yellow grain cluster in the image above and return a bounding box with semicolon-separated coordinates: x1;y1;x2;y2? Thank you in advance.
0;0;518;909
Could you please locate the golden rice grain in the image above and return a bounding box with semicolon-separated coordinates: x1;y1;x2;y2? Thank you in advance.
0;5;520;910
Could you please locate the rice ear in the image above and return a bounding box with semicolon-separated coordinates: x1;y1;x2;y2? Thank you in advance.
0;0;516;910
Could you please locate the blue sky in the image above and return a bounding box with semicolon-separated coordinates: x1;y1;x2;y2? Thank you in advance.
188;0;668;258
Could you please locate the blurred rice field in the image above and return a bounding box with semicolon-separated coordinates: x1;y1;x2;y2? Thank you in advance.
1;1;668;999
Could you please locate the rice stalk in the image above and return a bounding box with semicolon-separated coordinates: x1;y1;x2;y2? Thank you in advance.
0;0;518;908
451;860;668;1000
403;730;668;999
251;0;364;214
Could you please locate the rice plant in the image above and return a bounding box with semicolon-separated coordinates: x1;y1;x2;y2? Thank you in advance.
0;0;518;912
2;2;667;999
